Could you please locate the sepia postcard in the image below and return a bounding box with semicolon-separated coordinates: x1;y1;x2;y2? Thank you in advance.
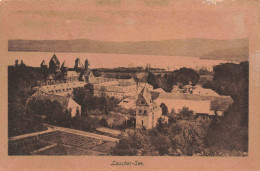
0;0;259;170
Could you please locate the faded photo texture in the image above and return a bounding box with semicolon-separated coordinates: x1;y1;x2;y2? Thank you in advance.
4;0;254;156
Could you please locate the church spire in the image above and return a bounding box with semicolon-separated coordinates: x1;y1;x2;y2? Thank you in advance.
61;60;68;68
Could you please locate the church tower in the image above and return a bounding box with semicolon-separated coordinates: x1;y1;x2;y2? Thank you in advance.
135;86;155;129
61;61;68;77
74;58;84;71
85;59;90;71
82;59;90;82
49;54;60;73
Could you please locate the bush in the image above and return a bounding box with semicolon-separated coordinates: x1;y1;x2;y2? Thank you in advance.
99;117;108;127
71;116;98;132
160;103;169;115
179;107;194;120
111;138;137;156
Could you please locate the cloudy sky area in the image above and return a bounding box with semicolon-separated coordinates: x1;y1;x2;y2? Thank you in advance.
1;0;257;41
0;0;257;68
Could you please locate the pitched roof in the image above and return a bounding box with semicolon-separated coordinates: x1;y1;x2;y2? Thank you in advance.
28;90;80;109
138;86;153;105
50;54;60;65
192;86;219;96
67;98;81;108
210;96;234;111
150;91;160;100
58;96;80;109
38;82;86;95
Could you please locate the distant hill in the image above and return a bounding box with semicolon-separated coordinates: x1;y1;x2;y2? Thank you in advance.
200;46;249;62
8;38;249;62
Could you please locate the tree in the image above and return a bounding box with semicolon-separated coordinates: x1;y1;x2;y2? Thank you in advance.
179;107;194;120
167;67;200;86
100;86;106;97
151;134;171;155
169;120;208;156
111;138;137;156
72;84;94;106
147;72;162;89
8;66;46;137
92;70;102;77
170;108;176;115
84;84;94;96
155;117;169;135
160;103;169;115
99;117;108;127
76;107;80;117
72;116;98;132
111;117;210;156
45;100;65;124
167;108;178;125
111;130;149;156
203;61;249;152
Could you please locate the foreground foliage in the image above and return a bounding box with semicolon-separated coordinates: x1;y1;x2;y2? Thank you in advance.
111;116;210;156
203;61;248;152
8;66;46;137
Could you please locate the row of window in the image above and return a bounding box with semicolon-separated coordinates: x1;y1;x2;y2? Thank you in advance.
47;87;81;94
46;78;78;85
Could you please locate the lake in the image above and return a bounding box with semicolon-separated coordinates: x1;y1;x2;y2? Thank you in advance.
6;52;234;71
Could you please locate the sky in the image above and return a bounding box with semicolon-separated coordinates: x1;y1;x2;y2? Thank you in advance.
0;0;257;41
0;0;258;69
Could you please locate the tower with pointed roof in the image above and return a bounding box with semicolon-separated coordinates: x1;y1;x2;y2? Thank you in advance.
74;58;84;70
40;60;48;69
82;59;91;81
85;59;89;71
135;86;161;129
49;54;60;73
61;60;68;77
